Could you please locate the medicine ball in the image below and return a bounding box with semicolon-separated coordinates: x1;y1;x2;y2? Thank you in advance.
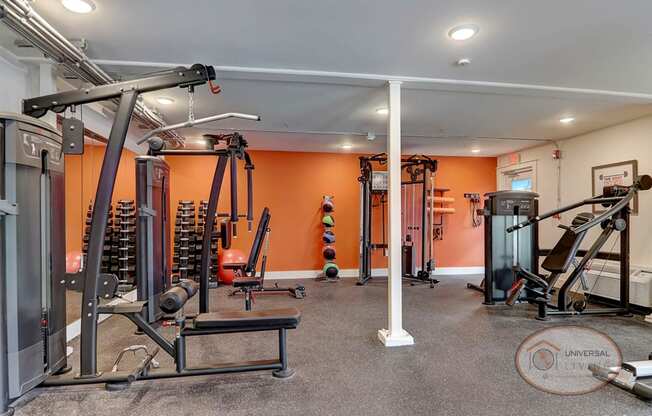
322;230;336;244
322;197;335;213
217;248;247;284
323;262;339;279
322;214;335;227
65;250;83;274
322;245;336;260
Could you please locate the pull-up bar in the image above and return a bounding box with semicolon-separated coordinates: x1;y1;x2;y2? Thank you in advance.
136;112;261;145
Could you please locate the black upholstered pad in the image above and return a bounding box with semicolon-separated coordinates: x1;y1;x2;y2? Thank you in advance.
222;262;247;270
542;230;587;273
542;212;594;273
193;308;301;330
233;277;261;287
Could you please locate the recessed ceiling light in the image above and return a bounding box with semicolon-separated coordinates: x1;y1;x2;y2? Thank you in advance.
471;148;481;154
448;24;479;41
455;58;472;66
61;0;96;14
341;144;353;150
376;108;389;115
156;96;175;105
559;117;575;124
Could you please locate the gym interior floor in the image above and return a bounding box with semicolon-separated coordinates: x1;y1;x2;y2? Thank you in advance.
13;276;652;416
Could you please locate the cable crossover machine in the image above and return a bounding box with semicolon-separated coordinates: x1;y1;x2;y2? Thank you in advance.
3;65;302;403
357;154;455;287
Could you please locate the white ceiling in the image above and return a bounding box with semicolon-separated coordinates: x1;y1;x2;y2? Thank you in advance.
4;0;652;156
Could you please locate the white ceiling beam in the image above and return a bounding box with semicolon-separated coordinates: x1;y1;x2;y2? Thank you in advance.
85;59;652;102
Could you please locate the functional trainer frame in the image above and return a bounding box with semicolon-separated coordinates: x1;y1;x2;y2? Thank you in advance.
358;153;440;287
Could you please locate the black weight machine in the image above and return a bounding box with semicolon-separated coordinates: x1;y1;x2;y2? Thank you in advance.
148;132;258;311
17;64;301;392
467;191;540;304
358;153;439;287
505;175;652;320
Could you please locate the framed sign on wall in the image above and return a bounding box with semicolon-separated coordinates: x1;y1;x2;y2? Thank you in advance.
591;159;638;214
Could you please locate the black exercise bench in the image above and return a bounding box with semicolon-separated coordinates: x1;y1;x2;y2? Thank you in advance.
227;207;305;310
62;280;303;387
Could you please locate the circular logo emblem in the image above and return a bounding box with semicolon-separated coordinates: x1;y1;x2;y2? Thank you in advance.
515;325;622;395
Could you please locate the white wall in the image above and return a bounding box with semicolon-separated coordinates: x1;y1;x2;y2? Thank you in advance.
0;47;145;153
498;116;652;269
0;48;30;114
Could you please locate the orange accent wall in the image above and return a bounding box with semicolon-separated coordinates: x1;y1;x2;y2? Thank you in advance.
64;147;496;271
165;151;363;272
65;144;137;254
432;156;497;267
165;151;497;271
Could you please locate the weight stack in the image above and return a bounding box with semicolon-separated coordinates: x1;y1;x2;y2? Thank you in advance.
82;202;113;274
197;200;219;284
114;200;136;288
172;200;196;282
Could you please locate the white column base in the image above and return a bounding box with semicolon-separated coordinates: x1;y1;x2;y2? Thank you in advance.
377;328;415;347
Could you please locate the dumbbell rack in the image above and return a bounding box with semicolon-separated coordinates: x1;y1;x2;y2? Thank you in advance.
197;200;219;285
82;202;113;275
113;200;137;288
172;200;197;283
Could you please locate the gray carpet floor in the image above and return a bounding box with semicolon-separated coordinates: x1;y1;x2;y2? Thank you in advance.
11;276;652;416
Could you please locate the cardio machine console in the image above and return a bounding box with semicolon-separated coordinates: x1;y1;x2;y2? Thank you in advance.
484;191;539;216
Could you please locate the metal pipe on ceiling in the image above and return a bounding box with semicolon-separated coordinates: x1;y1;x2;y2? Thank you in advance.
0;0;184;145
88;59;652;101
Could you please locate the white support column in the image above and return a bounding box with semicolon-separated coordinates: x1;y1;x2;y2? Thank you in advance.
378;80;414;347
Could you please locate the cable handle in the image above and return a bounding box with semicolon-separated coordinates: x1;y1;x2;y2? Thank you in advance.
208;80;221;94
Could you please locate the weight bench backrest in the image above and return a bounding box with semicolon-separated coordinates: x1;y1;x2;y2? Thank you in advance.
246;207;271;274
541;212;594;273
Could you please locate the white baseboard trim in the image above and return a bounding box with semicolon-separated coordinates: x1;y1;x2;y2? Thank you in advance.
433;267;484;276
66;289;138;342
265;266;484;280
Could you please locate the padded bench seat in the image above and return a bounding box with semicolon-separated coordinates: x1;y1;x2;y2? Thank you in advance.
233;277;262;288
191;308;301;331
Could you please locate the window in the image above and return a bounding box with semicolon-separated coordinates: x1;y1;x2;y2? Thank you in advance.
511;178;533;191
498;161;537;192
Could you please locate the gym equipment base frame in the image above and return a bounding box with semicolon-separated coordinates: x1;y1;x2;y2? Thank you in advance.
590;359;652;400
41;301;300;387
